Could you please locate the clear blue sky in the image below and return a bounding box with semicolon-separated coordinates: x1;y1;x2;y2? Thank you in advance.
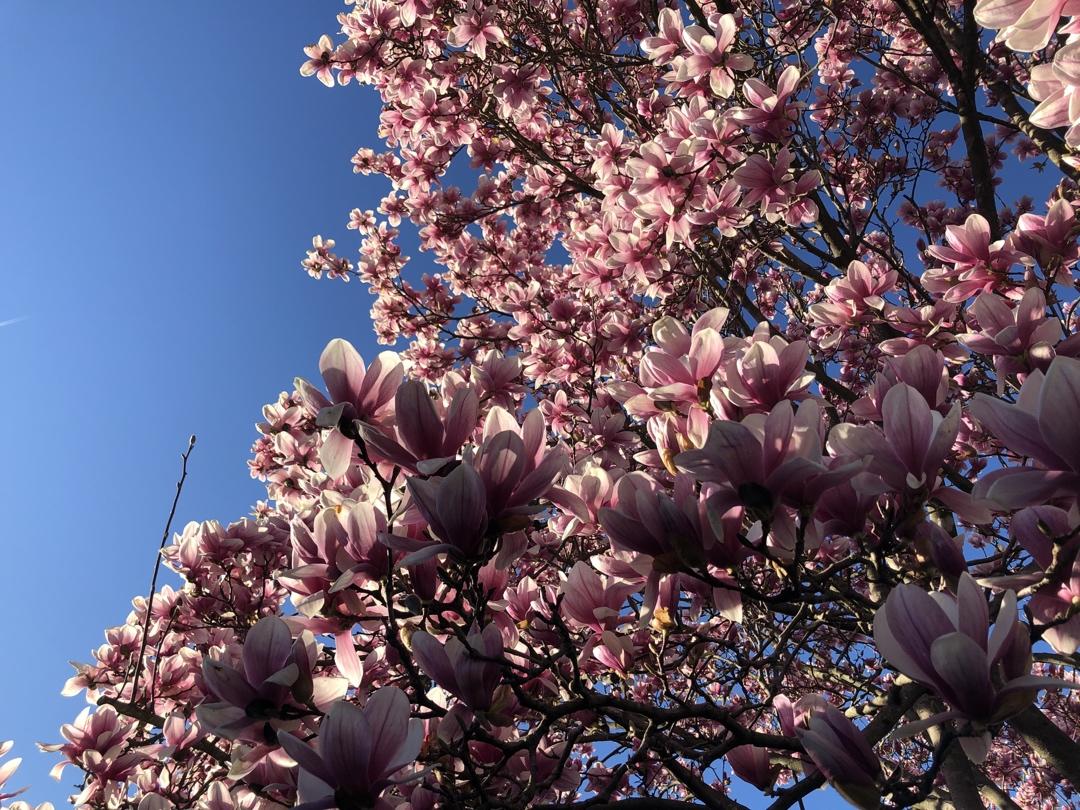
0;5;815;807
0;2;396;800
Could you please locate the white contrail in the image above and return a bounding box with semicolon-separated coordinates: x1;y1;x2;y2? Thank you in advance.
0;317;26;328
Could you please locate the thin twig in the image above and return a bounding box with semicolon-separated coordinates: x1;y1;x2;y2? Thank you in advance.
128;434;197;709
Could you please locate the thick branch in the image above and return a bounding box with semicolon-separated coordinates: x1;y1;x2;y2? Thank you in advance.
1007;705;1080;786
97;696;229;765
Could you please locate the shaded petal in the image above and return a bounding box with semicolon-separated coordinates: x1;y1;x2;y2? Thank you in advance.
955;573;989;648
881;384;932;480
319;339;366;406
278;731;336;787
320;701;373;791
395;381;444;459
677;420;763;485
242;617;294;687
319;428;355;479
362;687;415;783
968;394;1062;467
1037;356;1080;471
202;661;256;709
874;585;954;684
442;388;479;455
929;633;994;720
411;632;458;698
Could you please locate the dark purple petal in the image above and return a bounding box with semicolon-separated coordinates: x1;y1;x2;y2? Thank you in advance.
929;632;994;721
395;381;444;459
202;660;256;709
319;700;373;792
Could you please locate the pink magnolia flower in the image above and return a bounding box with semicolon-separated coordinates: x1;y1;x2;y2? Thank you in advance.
879;300;967;362
814;472;889;541
676;14;753;98
558;561;636;633
795;703;882;809
828;383;959;494
297;339;404;478
1011;199;1080;274
587;124;633;182
625;141;694;199
287;502;391;599
874;574;1072;724
492;63;549;112
637;307;728;407
974;0;1080;51
598;472;743;571
1036;59;1080;133
968;355;1080;508
851;345;950;421
808;260;896;332
300;35;336;87
732;65;802;141
591;630;638;676
402;461;489;561
720;325;815;412
733;148;819;225
726;744;778;791
411;624;504;711
468;408;570;522
1008;506;1080;654
547;464;621;538
447;4;505;60
958;288;1061;388
678;400;863;521
0;741;26;802
358;380;479;474
39;705;142;784
641;8;685;63
278;688;422;810
196;617;318;742
687;179;749;236
924;213;1023;302
1029;44;1080;147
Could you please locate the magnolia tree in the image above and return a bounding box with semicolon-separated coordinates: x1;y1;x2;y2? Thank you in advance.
12;0;1080;807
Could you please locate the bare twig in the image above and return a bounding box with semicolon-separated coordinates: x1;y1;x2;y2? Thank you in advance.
127;435;197;708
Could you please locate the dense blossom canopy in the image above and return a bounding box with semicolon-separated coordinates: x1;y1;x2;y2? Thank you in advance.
14;0;1080;807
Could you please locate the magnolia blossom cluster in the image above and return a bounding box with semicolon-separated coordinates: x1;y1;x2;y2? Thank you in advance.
19;1;1080;809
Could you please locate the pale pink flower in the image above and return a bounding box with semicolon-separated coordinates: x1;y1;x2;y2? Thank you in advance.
0;741;26;802
1008;506;1080;654
732;65;802;141
796;703;882;808
196;617;320;742
558;561;636;633
809;260;896;331
732;148;820;224
974;0;1080;51
300;35;336;87
676;14;753;98
924;213;1023;302
958;288;1061;388
720;325;814;412
829;383;956;492
296;339;404;478
641;8;685;63
678;400;863;519
1011;199;1080;274
447;5;505;60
